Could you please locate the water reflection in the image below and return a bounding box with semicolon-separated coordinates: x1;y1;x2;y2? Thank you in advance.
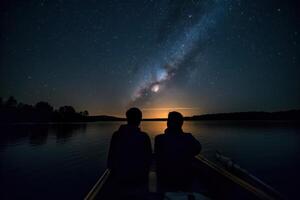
29;126;49;146
0;123;87;148
0;121;299;199
52;124;86;144
2;121;297;149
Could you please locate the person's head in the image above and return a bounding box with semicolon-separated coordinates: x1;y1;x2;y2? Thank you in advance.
167;111;184;130
126;107;142;126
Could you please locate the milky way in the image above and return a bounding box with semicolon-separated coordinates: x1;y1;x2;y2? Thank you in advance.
130;1;227;106
1;0;299;116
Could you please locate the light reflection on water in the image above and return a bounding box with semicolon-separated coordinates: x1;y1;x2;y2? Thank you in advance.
0;121;299;199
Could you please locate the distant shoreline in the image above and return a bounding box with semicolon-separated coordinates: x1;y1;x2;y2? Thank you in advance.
88;110;300;122
1;107;300;123
1;97;299;123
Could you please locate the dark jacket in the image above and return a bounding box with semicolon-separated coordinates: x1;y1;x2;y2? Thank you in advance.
154;128;201;190
107;124;152;183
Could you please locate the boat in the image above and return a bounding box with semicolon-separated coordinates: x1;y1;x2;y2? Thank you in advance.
84;154;283;200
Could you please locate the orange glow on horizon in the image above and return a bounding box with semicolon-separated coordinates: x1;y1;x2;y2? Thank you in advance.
141;107;201;118
93;107;201;119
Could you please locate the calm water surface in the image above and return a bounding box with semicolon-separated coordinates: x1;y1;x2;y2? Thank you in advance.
1;121;299;199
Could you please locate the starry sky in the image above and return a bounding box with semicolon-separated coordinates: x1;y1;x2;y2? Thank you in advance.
1;0;299;118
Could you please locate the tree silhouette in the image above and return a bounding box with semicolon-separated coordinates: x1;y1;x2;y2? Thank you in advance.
35;102;54;113
5;96;17;107
0;96;89;123
80;110;89;117
59;106;76;114
58;106;80;121
34;102;54;121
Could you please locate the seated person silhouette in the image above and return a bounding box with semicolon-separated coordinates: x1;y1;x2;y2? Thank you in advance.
107;107;152;189
155;111;201;192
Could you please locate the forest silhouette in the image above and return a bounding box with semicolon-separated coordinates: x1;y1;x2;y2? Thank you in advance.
1;96;299;123
0;96;89;123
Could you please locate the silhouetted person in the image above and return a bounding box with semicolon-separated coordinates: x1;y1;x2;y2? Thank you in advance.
155;111;201;191
107;107;152;188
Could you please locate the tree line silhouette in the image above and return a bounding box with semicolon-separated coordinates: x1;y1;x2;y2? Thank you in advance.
1;96;299;123
185;110;300;121
0;96;89;123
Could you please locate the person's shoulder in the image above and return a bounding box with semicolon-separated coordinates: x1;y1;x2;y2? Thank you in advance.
183;132;201;144
140;131;148;136
111;130;120;138
155;133;164;138
112;124;126;136
154;133;165;141
139;131;150;139
183;132;196;139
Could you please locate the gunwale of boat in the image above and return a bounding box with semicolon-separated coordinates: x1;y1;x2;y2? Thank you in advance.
84;155;282;200
85;169;111;200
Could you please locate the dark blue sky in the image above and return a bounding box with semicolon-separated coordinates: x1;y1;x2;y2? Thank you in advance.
1;0;299;117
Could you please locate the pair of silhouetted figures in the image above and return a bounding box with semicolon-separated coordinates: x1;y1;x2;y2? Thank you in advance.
107;107;201;194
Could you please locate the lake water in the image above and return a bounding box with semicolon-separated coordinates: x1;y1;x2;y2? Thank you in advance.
1;121;299;199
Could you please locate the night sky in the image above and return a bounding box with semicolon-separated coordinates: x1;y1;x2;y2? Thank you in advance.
1;0;299;118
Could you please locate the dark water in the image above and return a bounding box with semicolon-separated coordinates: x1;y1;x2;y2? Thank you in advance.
1;121;299;199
